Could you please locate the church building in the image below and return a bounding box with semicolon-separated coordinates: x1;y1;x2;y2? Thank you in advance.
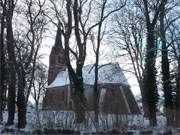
43;28;141;116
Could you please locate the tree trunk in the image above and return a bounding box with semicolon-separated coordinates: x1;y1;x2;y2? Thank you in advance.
6;0;16;125
176;60;180;126
66;62;86;123
143;26;158;126
93;0;106;123
0;49;3;123
139;82;149;117
64;0;85;123
75;64;86;123
35;101;41;128
94;62;99;123
142;0;166;125
6;28;16;125
160;2;174;126
68;65;85;123
0;3;5;123
17;68;26;128
73;88;85;123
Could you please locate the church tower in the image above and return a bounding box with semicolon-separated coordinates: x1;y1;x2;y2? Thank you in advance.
48;26;66;85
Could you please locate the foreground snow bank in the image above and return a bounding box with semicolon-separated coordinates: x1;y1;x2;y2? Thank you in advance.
0;107;179;135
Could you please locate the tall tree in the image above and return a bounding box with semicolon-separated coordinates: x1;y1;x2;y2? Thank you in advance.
92;0;126;123
6;0;16;126
47;0;123;123
168;21;180;126
112;2;147;116
0;0;6;124
31;62;47;127
46;0;87;123
159;0;174;126
48;0;86;122
15;0;46;128
141;0;166;126
176;49;180;126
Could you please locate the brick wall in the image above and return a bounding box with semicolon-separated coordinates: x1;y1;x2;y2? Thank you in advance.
48;46;66;85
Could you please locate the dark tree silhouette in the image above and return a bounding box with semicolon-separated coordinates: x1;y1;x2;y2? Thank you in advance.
6;0;16;126
159;0;174;126
142;0;166;126
0;0;6;123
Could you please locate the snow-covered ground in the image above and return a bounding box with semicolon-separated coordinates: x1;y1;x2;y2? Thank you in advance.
1;105;180;135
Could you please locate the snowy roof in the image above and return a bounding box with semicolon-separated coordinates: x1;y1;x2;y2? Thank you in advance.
47;63;129;88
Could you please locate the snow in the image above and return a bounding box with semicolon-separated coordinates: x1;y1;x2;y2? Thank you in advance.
1;109;180;134
48;63;129;88
0;94;179;135
48;69;69;88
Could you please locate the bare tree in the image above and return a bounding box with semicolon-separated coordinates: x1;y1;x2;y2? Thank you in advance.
91;0;126;123
0;0;6;123
140;0;167;126
159;0;174;126
167;20;180;126
47;0;127;123
14;0;46;128
6;0;17;126
32;63;47;112
112;2;147;116
46;0;87;122
31;62;47;127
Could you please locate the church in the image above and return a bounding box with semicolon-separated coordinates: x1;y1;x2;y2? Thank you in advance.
42;28;141;116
